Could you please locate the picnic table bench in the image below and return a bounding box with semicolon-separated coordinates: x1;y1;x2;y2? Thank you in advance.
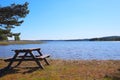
4;48;50;69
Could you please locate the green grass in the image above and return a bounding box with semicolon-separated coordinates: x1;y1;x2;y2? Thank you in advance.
0;40;43;45
0;59;120;80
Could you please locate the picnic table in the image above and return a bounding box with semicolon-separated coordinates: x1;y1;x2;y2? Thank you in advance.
4;48;50;69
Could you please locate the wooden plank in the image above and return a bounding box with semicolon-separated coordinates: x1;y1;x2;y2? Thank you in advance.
4;55;50;62
4;58;12;62
18;54;50;58
36;54;50;59
12;48;41;53
5;59;40;62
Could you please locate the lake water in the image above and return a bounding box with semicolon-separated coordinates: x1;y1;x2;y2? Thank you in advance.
0;41;120;60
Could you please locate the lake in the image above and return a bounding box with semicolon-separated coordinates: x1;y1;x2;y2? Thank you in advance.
0;41;120;60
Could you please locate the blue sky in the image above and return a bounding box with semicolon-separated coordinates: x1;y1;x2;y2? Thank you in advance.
0;0;120;40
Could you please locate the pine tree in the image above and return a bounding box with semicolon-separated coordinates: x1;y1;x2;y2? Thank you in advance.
0;2;29;41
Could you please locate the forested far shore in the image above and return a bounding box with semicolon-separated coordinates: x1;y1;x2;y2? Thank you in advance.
0;40;43;45
65;36;120;41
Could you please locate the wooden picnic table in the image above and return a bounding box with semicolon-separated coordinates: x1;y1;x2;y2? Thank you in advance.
4;48;50;69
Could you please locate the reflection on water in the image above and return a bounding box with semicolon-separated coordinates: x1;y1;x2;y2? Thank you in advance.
0;41;120;60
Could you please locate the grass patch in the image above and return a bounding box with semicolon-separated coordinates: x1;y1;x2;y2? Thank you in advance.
0;40;43;45
0;59;120;80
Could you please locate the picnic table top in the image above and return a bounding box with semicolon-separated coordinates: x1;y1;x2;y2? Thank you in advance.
12;48;41;52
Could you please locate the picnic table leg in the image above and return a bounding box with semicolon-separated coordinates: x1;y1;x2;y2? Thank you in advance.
37;50;42;56
43;58;50;65
13;52;29;68
5;52;19;69
37;50;50;65
29;51;44;69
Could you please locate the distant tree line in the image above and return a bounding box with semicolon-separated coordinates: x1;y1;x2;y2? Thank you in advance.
65;36;120;41
0;2;29;41
89;36;120;41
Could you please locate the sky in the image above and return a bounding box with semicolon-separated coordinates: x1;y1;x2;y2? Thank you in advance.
0;0;120;40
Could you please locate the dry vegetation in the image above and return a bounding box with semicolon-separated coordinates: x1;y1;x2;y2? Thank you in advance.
0;40;42;45
0;59;120;80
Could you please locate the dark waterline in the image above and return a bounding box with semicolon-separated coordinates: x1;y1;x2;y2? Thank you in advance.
0;41;120;60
